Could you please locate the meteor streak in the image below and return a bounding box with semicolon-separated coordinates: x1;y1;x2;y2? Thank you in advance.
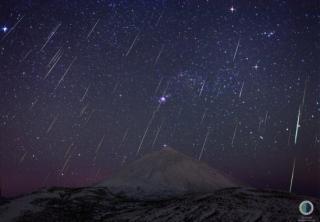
294;106;301;145
239;81;244;98
289;158;296;192
53;57;77;92
198;130;210;160
231;123;238;146
80;84;90;102
87;19;100;39
151;120;164;148
136;105;161;155
233;37;240;62
40;23;61;51
154;44;164;66
46;114;59;134
125;31;140;56
199;80;206;97
44;49;63;79
95;135;105;154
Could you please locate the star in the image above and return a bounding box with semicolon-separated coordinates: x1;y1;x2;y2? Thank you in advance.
159;96;167;104
253;64;259;70
2;26;8;32
262;31;275;38
230;6;236;13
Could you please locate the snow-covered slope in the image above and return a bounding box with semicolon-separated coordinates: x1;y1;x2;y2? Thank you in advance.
96;147;239;198
1;187;319;222
0;187;115;222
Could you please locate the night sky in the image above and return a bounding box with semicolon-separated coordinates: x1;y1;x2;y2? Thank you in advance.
1;0;319;198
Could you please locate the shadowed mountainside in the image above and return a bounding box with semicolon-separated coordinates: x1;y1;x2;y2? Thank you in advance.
96;147;239;199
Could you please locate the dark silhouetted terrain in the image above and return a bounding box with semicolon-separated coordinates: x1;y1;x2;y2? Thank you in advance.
1;148;319;221
1;186;319;222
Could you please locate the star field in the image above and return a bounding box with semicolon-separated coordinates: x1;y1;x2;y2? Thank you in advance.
0;0;319;197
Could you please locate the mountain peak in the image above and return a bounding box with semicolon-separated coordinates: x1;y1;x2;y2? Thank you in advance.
158;146;178;153
137;147;190;162
97;148;239;199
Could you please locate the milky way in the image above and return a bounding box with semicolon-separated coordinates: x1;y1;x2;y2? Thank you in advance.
1;0;319;197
